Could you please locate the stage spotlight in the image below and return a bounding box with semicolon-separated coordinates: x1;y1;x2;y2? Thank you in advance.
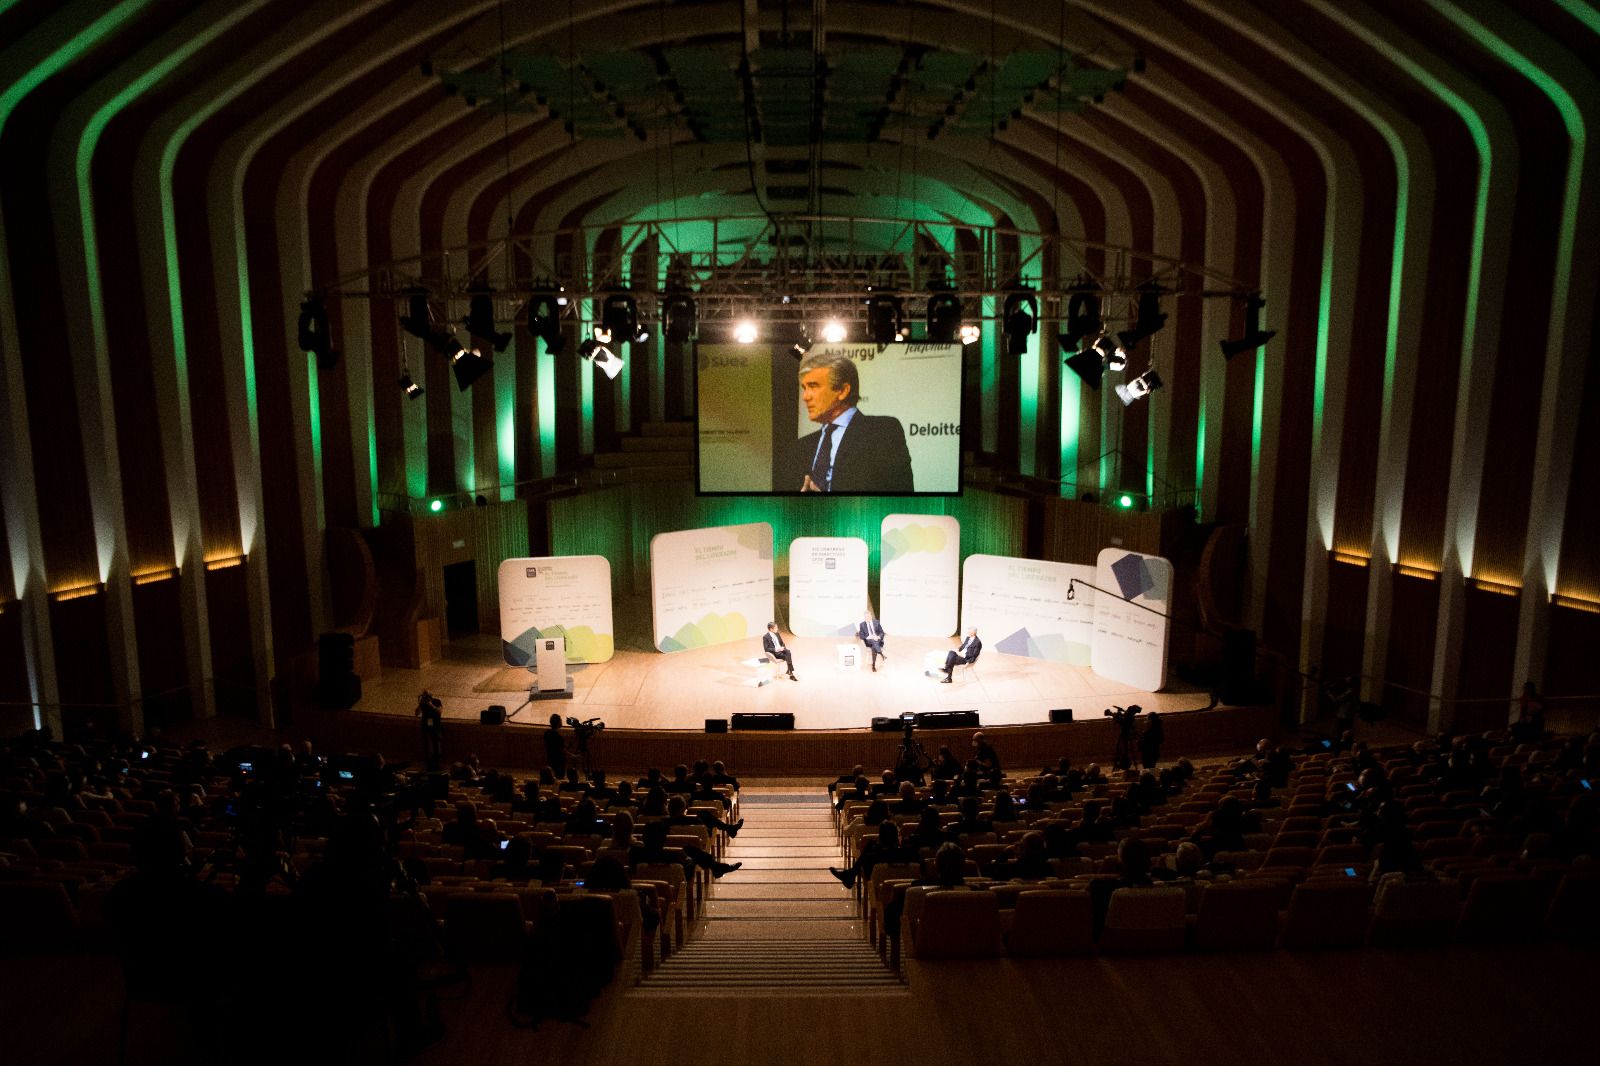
1114;368;1164;406
1003;289;1038;357
579;337;625;379
664;293;697;343
1064;347;1105;390
297;296;340;370
429;498;444;513
527;291;566;354
1116;281;1168;352
398;288;433;340
438;332;494;391
733;319;759;344
867;293;904;344
398;372;423;399
1118;494;1134;509
1102;336;1128;372
602;292;648;344
593;323;614;344
1220;293;1275;360
820;319;847;344
926;289;962;343
1057;279;1102;353
959;323;981;346
461;285;512;352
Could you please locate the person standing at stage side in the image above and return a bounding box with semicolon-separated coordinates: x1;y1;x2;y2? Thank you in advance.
1139;710;1165;769
415;691;444;771
858;610;887;672
971;731;1002;785
543;714;568;777
941;627;981;683
763;623;798;681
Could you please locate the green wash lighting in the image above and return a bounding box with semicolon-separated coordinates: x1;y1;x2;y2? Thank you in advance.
1118;494;1134;509
429;499;444;513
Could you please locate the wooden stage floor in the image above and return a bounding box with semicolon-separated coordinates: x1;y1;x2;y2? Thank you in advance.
358;630;1213;733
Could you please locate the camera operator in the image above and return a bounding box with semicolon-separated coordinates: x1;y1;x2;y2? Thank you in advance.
894;721;931;785
1105;704;1143;771
543;713;568;777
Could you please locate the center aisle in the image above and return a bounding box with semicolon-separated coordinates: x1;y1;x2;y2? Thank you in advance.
629;787;905;996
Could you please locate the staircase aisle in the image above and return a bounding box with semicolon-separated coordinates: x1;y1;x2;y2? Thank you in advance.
629;788;905;996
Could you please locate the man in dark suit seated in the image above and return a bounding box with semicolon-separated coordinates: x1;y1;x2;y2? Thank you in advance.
858;610;887;671
790;352;914;493
941;627;981;683
762;622;798;681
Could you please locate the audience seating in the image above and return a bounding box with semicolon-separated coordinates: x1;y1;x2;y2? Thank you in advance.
1100;887;1187;954
1005;890;1094;957
1189;881;1281;951
908;890;1003;959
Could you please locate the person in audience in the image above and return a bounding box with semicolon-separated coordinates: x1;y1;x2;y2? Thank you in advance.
707;760;740;792
931;745;963;780
587;770;617;803
988;830;1052;880
951;795;993;838
1512;680;1547;743
628;818;741;879
861;798;891;827
1090;836;1156;935
1081;763;1107;785
559;767;588;794
907;807;952;852
950;767;984;799
666;794;744;839
871;769;899;797
564;797;606;836
665;764;696;795
442;801;502;858
608;810;637;852
890;780;925;816
971;731;1002;784
881;841;971;941
828;821;919;890
835;775;872;811
927;778;953;808
990;791;1021;824
640;786;670;818
1370;831;1426;882
493;836;535;880
1194;795;1255;860
609;780;639;812
1250;778;1280;810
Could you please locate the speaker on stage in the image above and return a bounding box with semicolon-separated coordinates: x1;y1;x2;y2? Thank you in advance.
870;717;902;732
731;712;795;731
1049;708;1074;723
480;706;506;726
705;718;728;734
915;710;980;729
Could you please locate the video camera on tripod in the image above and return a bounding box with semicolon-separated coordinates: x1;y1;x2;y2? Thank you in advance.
565;716;605;747
1104;704;1144;733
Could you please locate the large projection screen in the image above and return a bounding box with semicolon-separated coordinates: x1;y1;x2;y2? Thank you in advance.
696;341;962;495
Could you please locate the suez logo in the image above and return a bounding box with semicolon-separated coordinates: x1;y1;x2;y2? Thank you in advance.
525;567;538;578
699;353;750;369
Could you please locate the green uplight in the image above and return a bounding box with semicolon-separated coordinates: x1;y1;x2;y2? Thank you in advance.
1118;494;1134;509
429;499;444;513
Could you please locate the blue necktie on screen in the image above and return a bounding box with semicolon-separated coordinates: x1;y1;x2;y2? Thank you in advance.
809;422;836;490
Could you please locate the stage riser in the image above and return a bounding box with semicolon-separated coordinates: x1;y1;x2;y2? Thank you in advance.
306;704;1280;776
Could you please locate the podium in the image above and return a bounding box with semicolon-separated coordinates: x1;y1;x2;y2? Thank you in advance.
529;637;575;699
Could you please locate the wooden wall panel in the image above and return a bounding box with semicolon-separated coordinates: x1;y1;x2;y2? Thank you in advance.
205;563;256;717
1455;585;1519;732
132;578;189;726
1321;559;1370;684
1383;572;1438;727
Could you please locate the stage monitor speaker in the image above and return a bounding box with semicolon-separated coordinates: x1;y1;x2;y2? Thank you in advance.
915;710;980;729
731;712;795;731
705;718;728;734
870;717;903;732
1049;708;1074;723
480;706;506;726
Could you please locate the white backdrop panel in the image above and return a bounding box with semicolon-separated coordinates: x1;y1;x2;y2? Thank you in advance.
650;523;775;653
960;555;1097;665
878;513;959;637
497;556;615;665
788;537;869;637
1090;548;1173;691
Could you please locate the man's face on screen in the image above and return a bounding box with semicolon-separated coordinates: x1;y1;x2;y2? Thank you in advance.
800;367;852;423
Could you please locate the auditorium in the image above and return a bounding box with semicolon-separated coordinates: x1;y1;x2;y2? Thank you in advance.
1;2;1597;1062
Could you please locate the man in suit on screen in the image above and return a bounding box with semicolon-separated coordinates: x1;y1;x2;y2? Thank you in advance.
763;623;798;681
792;352;914;493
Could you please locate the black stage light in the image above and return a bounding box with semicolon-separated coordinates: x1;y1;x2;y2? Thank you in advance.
1064;347;1105;389
1003;289;1038;357
527;291;566;355
1220;293;1275;360
461;285;513;352
664;292;697;343
1057;279;1102;352
437;333;494;391
297;296;340;370
602;292;649;344
867;293;904;344
926;288;962;343
1116;281;1168;353
398;372;423;399
579;337;624;380
398;288;432;340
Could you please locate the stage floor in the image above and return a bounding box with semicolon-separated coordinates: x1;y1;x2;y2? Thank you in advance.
358;627;1212;733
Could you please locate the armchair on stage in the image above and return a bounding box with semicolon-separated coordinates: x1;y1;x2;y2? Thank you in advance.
924;645;981;681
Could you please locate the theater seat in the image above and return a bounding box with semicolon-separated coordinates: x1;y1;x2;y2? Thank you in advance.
1190;881;1281;951
1368;875;1459;947
1456;873;1547;944
0;879;80;951
446;892;531;960
1005;890;1093;957
911;890;1002;959
1099;887;1187;954
1280;879;1373;949
1544;870;1600;945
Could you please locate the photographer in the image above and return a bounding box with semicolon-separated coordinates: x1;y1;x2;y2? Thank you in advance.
415;691;443;770
894;722;930;785
542;714;567;777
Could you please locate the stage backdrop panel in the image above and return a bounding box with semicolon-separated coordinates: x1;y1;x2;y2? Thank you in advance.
788;537;869;637
497;556;615;665
878;513;959;637
960;555;1097;665
650;523;776;653
1091;548;1173;691
697;346;775;492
